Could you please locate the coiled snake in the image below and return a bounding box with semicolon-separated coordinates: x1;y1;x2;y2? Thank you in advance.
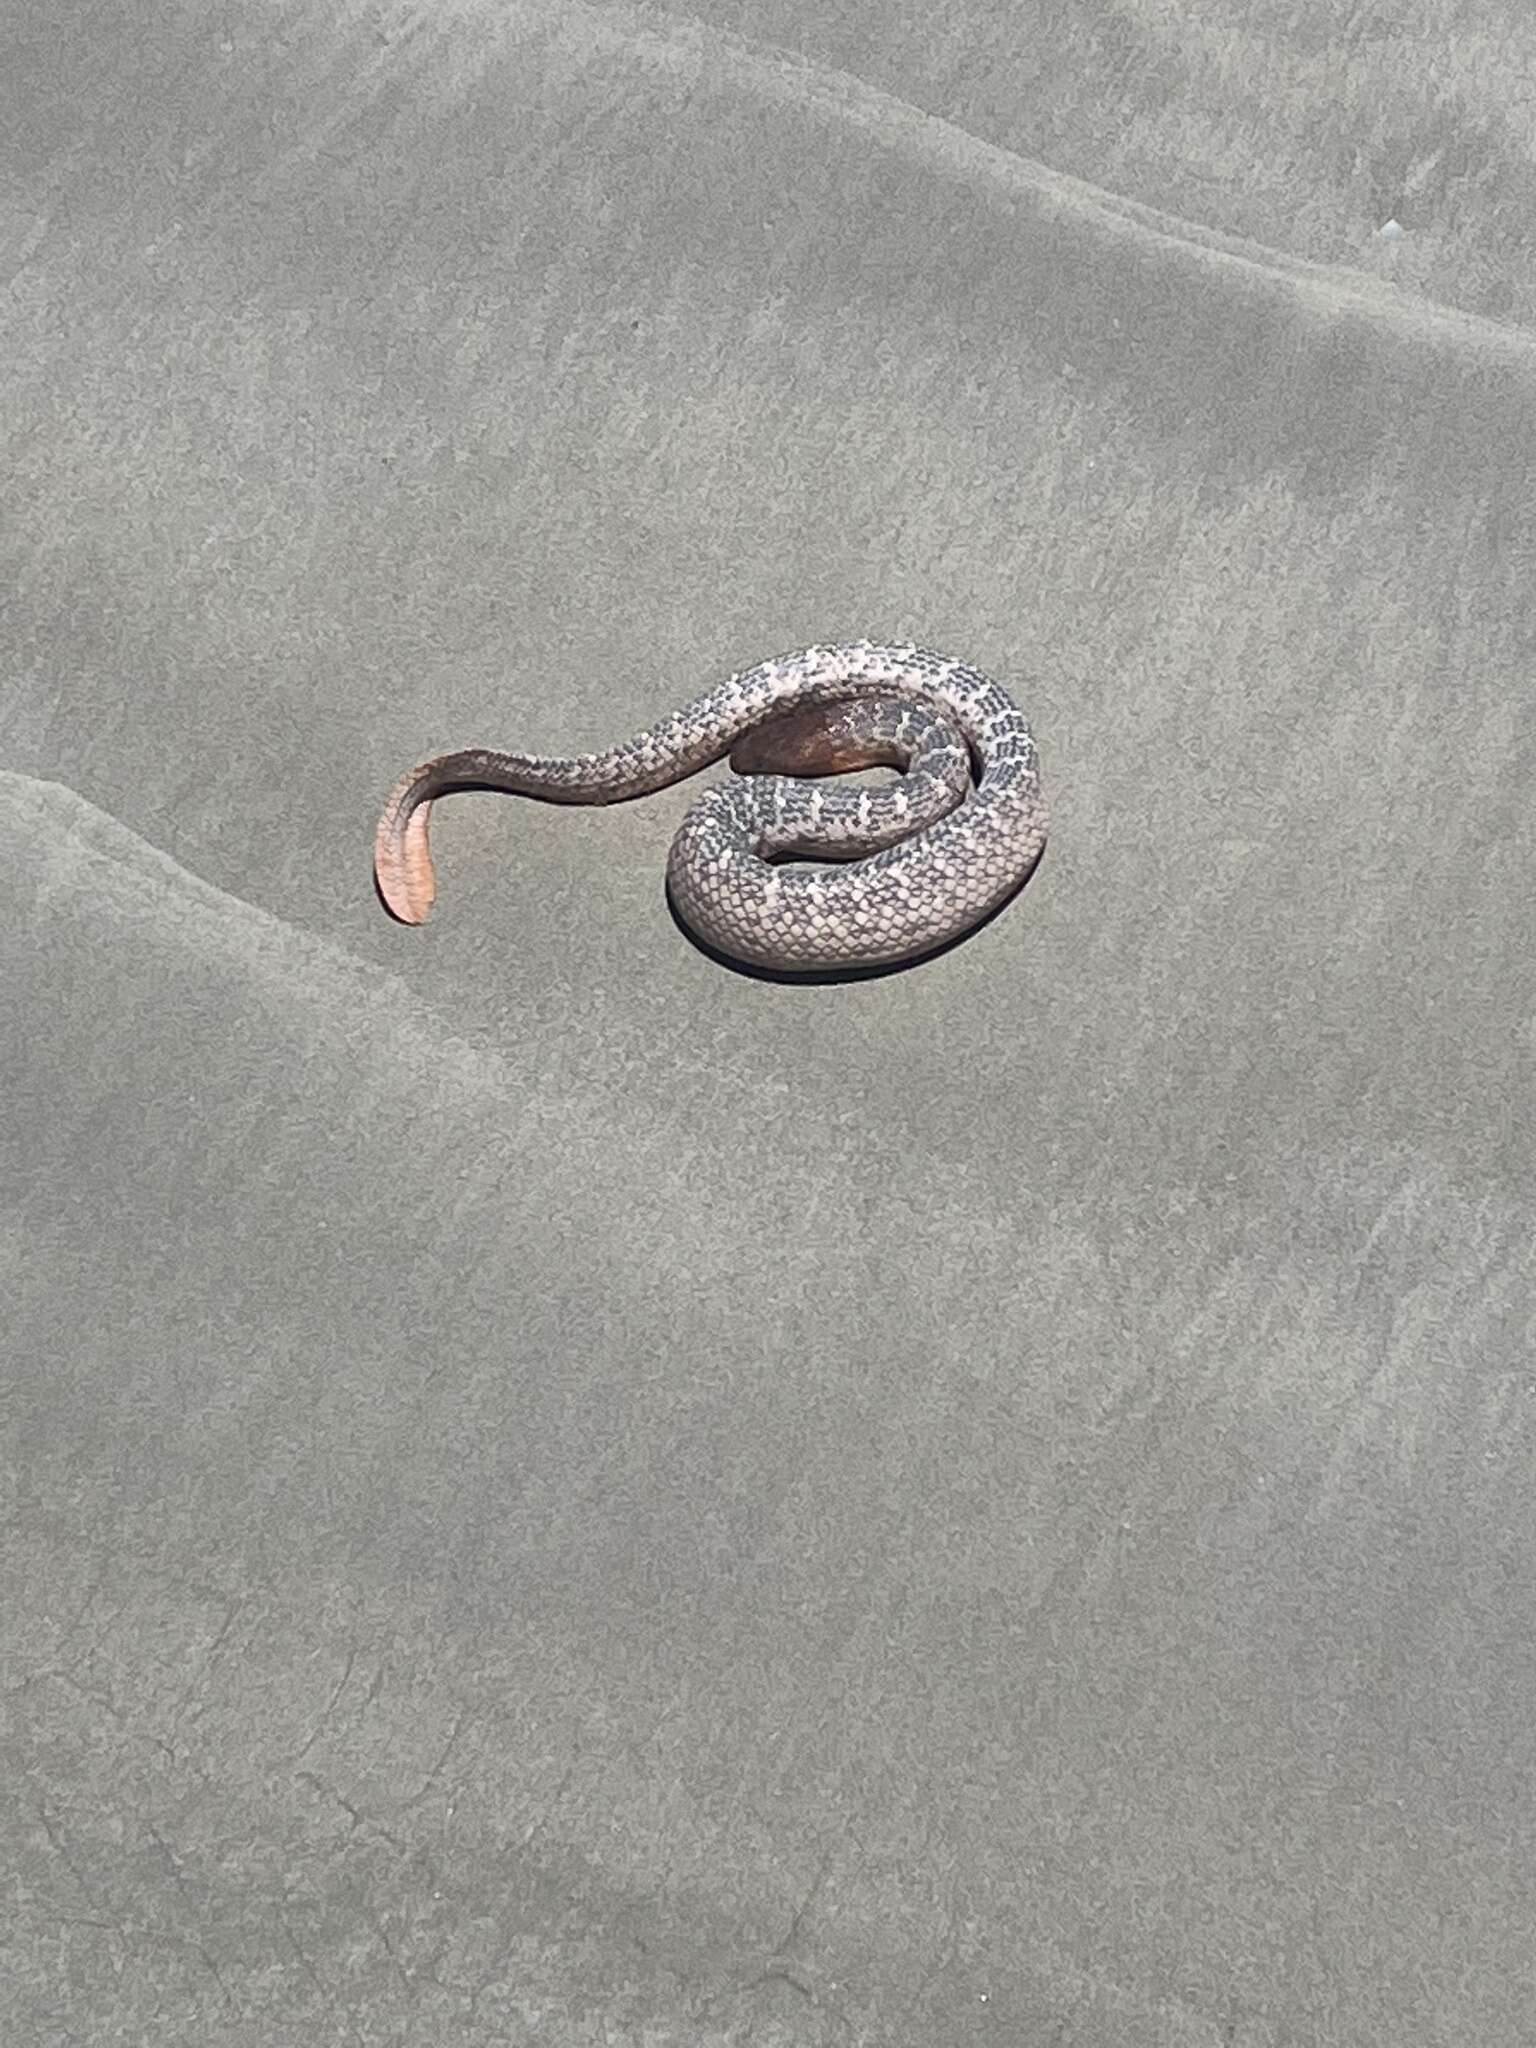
373;641;1046;971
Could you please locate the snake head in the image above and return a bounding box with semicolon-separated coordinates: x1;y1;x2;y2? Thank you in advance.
730;701;907;779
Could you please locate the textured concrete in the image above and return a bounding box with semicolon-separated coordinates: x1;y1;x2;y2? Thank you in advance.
5;4;1536;2042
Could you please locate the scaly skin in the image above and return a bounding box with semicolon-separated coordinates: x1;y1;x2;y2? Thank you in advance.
373;641;1046;970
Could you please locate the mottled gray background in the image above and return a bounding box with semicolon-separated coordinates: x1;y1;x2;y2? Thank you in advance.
5;3;1536;2043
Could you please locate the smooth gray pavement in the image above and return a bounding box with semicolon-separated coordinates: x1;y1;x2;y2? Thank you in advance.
5;5;1536;2042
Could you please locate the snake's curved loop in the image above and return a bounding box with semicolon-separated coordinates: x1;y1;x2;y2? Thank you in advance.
374;642;1046;970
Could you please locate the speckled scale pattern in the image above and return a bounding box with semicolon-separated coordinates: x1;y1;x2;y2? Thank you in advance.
374;642;1047;970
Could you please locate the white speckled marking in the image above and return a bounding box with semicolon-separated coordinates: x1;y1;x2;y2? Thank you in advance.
375;642;1047;970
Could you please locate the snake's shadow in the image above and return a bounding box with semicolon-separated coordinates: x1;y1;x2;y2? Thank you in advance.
664;848;1047;986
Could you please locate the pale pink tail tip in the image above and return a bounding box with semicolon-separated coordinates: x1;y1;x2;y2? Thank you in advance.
374;856;433;925
374;802;436;925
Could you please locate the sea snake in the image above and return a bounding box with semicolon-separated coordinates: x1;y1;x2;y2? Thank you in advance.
373;641;1046;971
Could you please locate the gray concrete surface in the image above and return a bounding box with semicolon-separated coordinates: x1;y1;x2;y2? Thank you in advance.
5;3;1536;2042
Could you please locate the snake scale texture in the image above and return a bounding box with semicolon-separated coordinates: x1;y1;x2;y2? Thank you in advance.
373;641;1046;971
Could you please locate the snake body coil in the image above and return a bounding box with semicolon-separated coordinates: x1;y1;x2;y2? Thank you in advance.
374;641;1046;971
